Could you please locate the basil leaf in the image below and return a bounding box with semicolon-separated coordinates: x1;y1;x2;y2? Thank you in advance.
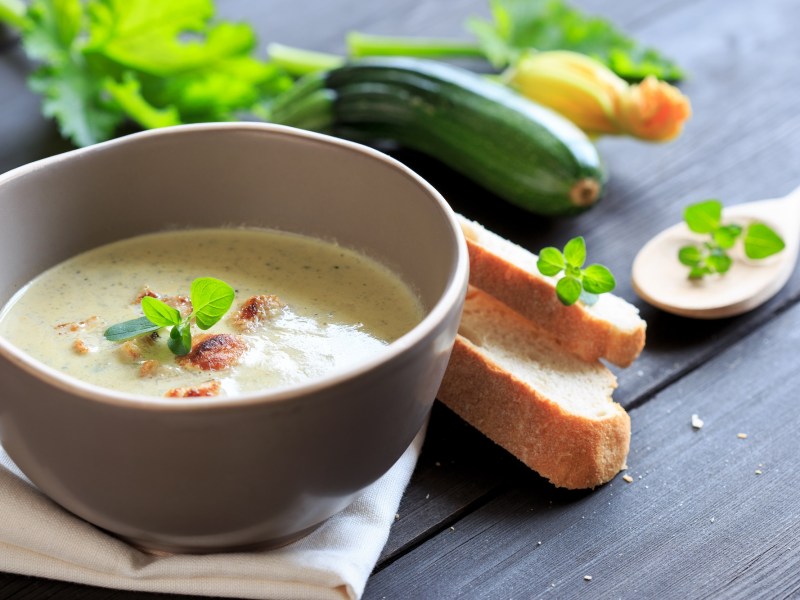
191;277;235;330
744;223;785;259
684;200;722;234
555;276;582;306
563;236;586;268
141;296;182;327
168;322;192;356
104;316;160;341
537;247;565;276
582;264;616;294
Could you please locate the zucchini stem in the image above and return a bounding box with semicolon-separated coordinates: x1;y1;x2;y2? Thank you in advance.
347;32;484;59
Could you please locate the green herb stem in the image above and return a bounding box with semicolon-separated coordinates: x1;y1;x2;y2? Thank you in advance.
267;43;344;77
347;32;485;59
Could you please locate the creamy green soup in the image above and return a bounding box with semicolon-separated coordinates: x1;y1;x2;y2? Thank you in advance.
0;228;424;397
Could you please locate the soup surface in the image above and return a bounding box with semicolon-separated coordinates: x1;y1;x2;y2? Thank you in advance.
0;228;424;397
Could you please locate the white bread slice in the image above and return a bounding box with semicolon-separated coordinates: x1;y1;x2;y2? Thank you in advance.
459;215;646;368
438;287;631;490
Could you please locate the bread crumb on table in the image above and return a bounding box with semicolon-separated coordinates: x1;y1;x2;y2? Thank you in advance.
583;575;592;581
737;433;748;439
622;475;634;483
755;469;763;475
691;414;704;429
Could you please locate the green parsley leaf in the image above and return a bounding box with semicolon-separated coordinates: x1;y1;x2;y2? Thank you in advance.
744;223;786;259
104;316;161;341
537;247;565;276
582;264;615;294
23;0;82;64
555;276;582;306
141;296;182;327
103;73;181;129
29;62;124;147
684;200;722;234
190;277;235;330
467;0;683;80
563;236;586;268
14;0;291;146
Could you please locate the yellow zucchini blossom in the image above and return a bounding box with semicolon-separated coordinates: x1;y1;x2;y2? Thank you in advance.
509;50;691;142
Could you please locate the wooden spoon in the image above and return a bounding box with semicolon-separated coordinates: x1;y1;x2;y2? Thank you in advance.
632;186;800;319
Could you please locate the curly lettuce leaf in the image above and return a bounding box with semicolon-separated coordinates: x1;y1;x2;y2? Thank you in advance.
467;0;684;81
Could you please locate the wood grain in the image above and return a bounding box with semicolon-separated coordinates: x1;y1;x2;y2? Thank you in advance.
366;298;800;599
1;0;800;598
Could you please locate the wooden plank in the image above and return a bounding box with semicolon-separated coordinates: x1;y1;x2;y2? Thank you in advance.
365;295;800;599
1;0;797;598
379;403;514;563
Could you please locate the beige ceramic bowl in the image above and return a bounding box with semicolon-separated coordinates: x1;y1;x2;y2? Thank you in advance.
0;123;468;553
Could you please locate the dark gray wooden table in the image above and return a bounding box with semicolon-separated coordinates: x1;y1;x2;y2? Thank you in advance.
2;0;800;598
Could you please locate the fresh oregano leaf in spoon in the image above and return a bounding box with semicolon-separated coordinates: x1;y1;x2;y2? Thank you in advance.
678;200;785;279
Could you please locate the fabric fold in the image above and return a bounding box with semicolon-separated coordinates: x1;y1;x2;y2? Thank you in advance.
0;424;426;600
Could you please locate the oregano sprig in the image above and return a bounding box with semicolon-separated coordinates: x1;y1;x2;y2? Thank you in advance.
678;200;785;279
104;277;235;356
536;237;616;306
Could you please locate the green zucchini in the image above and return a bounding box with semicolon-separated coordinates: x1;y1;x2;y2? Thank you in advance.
270;58;606;216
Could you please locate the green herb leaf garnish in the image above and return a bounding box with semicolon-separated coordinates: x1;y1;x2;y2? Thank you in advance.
536;236;616;306
743;223;786;259
678;200;785;279
683;200;721;234
103;316;161;341
141;296;182;327
104;277;235;356
191;277;237;330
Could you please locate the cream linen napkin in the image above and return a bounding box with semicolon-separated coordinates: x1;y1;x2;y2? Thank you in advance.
0;424;426;600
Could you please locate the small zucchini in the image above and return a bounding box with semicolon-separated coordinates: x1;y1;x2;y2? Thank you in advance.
270;58;606;216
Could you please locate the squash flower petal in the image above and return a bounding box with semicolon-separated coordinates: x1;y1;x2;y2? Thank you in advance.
509;50;691;142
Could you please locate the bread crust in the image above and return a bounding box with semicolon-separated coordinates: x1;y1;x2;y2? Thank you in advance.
438;335;631;489
461;217;646;367
438;286;631;489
